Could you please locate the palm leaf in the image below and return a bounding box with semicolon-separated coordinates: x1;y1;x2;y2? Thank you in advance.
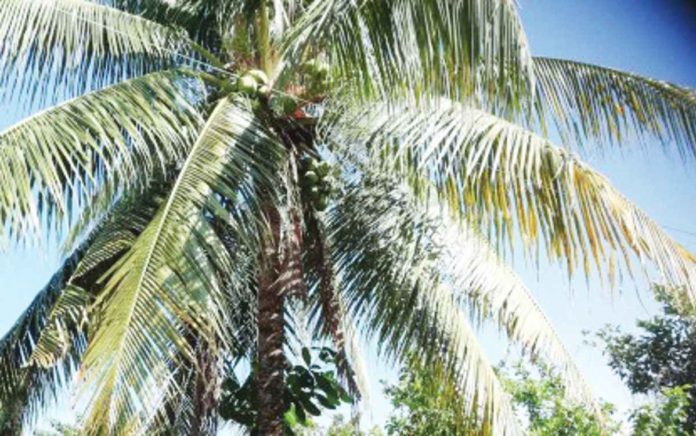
0;252;83;425
534;57;696;158
0;177;172;429
27;285;91;369
329;100;696;304
110;0;245;51
79;97;286;433
327;179;523;435
0;70;203;243
0;0;192;104
436;212;599;414
331;170;600;414
284;0;534;103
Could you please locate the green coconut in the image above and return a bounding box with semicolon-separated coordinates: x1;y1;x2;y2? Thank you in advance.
237;75;258;95
258;85;271;96
303;59;317;74
314;197;329;212
304;170;319;185
316;161;331;177
308;186;321;199
315;62;330;78
247;69;269;85
308;158;319;171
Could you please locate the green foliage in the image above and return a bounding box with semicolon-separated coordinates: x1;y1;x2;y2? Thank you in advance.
383;356;478;435
381;357;619;436
593;285;696;433
220;346;352;434
290;414;385;436
630;385;693;436
499;362;618;436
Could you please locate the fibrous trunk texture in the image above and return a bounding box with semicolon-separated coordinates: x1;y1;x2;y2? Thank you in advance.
256;206;286;435
190;340;220;436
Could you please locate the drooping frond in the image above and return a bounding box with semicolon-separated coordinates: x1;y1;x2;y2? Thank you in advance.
329;100;696;303
109;0;245;51
303;210;361;396
0;70;203;244
0;0;192;104
0;252;83;426
284;0;534;103
534;57;696;158
329;169;599;414
436;214;599;413
28;285;91;369
327;180;523;435
0;179;170;429
79;97;286;434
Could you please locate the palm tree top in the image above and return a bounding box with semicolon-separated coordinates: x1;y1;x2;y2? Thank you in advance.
0;1;694;434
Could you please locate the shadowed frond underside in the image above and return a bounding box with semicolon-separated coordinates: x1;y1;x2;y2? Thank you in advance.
79;97;286;433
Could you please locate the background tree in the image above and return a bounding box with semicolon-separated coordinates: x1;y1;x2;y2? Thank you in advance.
629;385;692;436
0;1;695;435
593;285;696;433
499;362;618;436
384;356;479;435
382;358;617;436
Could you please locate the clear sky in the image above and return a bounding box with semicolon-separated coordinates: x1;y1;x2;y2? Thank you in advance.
1;0;695;433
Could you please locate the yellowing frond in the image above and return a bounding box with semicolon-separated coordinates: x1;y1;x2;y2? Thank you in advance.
331;101;696;303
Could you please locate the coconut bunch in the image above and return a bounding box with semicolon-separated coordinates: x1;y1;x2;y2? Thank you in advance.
300;156;336;211
302;59;330;98
233;69;297;115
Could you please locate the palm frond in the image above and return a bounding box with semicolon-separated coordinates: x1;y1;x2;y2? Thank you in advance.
329;100;696;303
330;169;599;414
0;178;173;429
0;70;203;244
534;57;696;158
0;0;192;104
327;180;523;435
436;214;599;413
109;0;244;51
27;285;91;369
0;252;83;426
284;0;534;103
304;210;361;396
79;97;286;433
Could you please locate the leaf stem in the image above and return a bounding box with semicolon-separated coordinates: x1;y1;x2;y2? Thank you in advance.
257;0;272;74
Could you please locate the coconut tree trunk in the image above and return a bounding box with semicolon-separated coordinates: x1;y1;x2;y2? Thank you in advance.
256;206;287;435
190;339;220;436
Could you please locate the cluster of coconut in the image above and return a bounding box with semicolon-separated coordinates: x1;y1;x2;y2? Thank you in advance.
301;157;335;212
236;69;299;116
302;59;331;96
236;69;269;96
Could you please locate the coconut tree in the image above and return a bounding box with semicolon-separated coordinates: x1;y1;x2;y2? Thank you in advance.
0;0;695;434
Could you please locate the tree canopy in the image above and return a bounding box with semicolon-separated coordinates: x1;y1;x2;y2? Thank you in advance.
0;0;694;434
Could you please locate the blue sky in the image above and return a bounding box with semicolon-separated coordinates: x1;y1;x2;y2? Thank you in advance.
1;0;696;433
